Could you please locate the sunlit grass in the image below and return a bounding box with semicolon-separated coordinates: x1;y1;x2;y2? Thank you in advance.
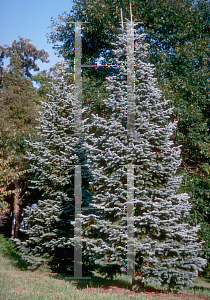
0;233;209;300
0;255;157;300
1;254;210;300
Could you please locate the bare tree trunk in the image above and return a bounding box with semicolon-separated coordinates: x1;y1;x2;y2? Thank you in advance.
11;189;20;239
11;166;21;239
15;186;20;238
11;212;15;239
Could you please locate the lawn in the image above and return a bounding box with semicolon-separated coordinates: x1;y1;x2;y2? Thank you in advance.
1;253;210;300
0;234;210;300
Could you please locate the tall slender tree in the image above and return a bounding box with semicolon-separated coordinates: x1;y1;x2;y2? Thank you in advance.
15;63;94;275
81;22;207;293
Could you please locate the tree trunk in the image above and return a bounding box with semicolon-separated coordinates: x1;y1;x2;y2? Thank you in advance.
11;189;20;239
131;276;144;292
11;166;20;239
11;211;15;239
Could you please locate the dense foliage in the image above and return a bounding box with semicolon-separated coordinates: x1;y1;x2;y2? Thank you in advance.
15;64;95;275
0;37;50;238
0;0;209;285
47;0;210;277
81;22;207;293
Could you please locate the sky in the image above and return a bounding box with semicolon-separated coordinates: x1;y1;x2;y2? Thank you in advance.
0;0;73;73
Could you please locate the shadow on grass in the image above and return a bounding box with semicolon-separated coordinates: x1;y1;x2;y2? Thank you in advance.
0;234;28;270
3;253;210;297
48;271;210;297
49;272;165;294
4;250;29;270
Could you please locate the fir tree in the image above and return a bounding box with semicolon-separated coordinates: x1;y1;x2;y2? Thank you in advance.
15;63;94;275
81;22;207;292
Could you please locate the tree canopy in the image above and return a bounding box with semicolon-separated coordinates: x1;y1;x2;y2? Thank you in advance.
0;36;49;78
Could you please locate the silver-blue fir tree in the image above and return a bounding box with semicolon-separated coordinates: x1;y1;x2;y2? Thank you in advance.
81;22;207;293
15;63;94;275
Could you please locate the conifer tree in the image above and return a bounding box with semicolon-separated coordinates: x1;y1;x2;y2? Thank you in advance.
15;63;94;275
81;22;207;292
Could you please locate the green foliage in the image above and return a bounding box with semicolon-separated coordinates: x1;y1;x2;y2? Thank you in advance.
0;36;49;77
0;233;32;270
0;67;41;236
0;72;40;158
0;36;50;159
180;170;210;278
0;38;51;238
0;150;26;212
0;233;17;256
82;74;109;120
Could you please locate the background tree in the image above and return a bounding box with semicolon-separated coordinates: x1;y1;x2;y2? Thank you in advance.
0;36;49;77
47;0;210;277
0;150;25;229
0;37;50;238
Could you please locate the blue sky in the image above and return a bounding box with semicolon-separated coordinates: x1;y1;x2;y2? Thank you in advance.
0;0;73;72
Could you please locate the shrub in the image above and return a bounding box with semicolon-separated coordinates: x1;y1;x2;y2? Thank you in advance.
0;233;17;256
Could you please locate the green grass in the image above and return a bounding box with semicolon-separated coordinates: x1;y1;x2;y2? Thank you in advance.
0;234;210;300
0;256;155;300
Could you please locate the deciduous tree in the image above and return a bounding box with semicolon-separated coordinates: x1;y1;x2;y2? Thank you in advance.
0;38;50;238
